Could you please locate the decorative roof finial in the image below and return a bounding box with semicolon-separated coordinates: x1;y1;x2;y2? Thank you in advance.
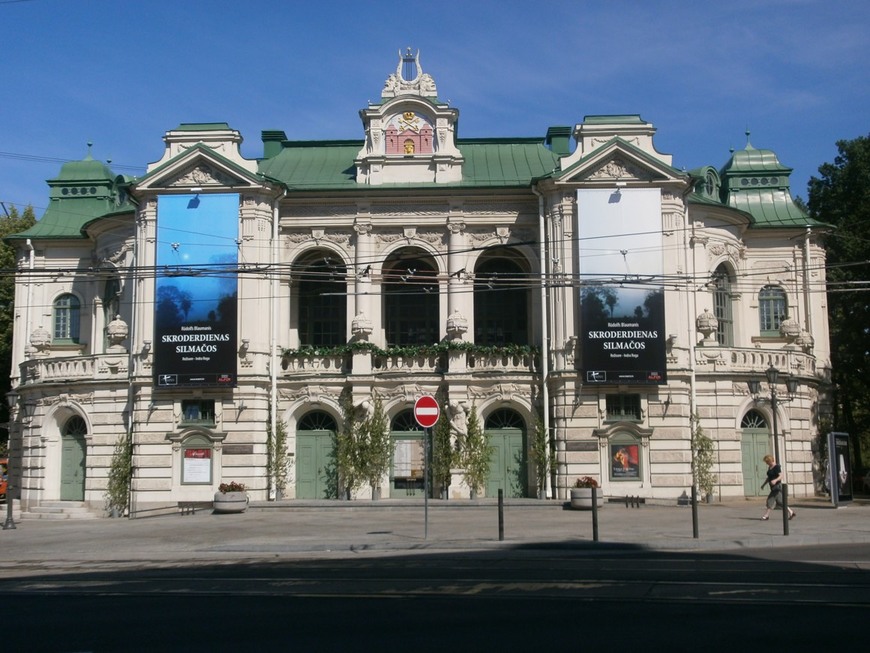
745;128;754;150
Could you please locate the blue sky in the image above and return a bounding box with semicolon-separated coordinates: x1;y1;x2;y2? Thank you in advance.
2;0;867;215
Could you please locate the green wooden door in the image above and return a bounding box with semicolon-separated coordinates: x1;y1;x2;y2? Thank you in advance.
486;428;526;498
296;412;338;499
60;429;87;501
741;410;771;497
296;431;334;499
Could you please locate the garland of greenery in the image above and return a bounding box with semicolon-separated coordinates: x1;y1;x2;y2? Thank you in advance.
282;341;540;362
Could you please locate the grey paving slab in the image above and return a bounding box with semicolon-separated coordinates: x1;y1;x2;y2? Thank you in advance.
1;497;868;570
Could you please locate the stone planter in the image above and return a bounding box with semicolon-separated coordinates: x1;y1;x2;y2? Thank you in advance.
213;491;248;513
570;487;603;510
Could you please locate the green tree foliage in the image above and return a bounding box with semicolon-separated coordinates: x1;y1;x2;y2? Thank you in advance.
460;404;492;496
266;409;291;497
807;134;870;467
335;389;363;498
0;205;37;449
529;411;553;498
431;407;455;496
691;416;717;498
105;433;133;515
358;392;391;495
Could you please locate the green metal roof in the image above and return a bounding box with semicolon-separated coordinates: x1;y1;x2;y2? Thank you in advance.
459;139;559;186
258;141;360;189
719;138;821;228
257;138;559;190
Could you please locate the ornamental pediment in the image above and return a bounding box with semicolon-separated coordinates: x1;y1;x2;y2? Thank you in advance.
582;156;652;183
556;136;689;190
134;145;264;193
165;162;241;189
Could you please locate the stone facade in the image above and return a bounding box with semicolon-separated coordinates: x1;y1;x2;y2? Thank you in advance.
5;51;831;515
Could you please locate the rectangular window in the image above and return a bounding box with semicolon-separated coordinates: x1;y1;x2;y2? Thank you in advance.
180;400;216;426
605;394;642;421
759;286;787;337
53;294;81;342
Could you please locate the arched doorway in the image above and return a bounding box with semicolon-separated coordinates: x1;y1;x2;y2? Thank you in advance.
390;410;425;498
296;411;337;499
741;409;770;496
60;415;87;501
485;408;527;498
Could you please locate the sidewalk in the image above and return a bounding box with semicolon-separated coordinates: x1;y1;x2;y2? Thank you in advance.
1;496;868;567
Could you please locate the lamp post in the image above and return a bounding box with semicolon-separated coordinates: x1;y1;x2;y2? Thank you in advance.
748;364;798;536
3;391;18;530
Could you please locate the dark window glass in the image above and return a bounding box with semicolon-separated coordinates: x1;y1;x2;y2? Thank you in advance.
605;394;642;421
712;264;733;346
384;252;438;346
53;293;81;342
474;256;529;345
298;256;347;346
759;286;787;336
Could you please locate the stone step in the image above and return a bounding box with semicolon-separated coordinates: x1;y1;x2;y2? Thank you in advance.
19;501;101;520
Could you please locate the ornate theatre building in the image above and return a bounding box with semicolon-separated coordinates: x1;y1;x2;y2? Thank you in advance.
5;50;830;515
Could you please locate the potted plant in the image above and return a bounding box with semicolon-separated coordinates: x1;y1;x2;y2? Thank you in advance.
570;476;603;509
214;481;248;513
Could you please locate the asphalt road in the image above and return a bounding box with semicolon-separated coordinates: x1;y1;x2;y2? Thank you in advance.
3;542;869;652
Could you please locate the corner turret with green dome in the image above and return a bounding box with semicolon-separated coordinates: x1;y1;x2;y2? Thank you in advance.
6;143;136;241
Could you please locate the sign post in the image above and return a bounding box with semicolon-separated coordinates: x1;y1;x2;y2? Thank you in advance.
414;395;440;540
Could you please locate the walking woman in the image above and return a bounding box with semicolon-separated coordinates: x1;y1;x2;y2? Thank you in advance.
760;454;795;521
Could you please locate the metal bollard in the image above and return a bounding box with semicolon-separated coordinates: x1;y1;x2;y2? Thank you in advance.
498;489;504;541
591;487;599;542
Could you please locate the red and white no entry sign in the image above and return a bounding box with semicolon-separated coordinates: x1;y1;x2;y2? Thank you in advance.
413;394;440;428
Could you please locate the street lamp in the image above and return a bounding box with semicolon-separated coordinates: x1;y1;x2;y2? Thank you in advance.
3;391;18;530
748;364;799;535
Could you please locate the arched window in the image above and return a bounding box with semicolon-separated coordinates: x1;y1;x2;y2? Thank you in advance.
63;415;87;436
383;250;438;346
759;285;787;337
53;293;81;343
711;264;733;346
741;410;768;429
391;410;422;432
297;253;347;347
484;408;524;430
474;253;529;346
298;411;337;431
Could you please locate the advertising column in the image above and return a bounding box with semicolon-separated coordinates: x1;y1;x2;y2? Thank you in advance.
153;193;239;388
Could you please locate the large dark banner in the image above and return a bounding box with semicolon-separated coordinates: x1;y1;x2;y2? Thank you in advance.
577;189;667;385
154;193;239;388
